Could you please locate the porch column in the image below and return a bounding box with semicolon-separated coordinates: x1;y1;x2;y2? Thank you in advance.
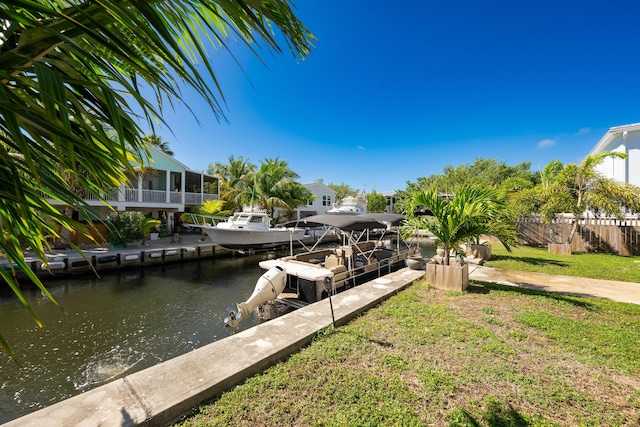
166;170;171;203
200;173;204;204
623;130;629;184
118;183;125;202
181;172;186;205
137;172;143;202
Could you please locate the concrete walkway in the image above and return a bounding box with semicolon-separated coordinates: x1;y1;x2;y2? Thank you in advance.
4;268;425;427
469;265;640;305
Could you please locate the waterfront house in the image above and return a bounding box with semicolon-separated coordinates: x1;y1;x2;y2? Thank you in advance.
46;145;219;243
275;180;336;220
588;122;640;187
381;191;397;213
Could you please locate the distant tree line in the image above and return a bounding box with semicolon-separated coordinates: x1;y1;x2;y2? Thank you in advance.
396;155;640;247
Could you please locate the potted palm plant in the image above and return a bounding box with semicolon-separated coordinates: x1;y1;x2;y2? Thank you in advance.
139;216;161;245
405;185;517;291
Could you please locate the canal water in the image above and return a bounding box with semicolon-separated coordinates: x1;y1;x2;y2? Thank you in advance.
0;240;435;423
0;253;271;423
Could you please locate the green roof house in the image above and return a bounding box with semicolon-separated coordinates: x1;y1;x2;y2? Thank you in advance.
47;145;219;235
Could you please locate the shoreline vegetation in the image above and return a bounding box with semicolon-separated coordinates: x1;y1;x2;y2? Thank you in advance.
173;246;640;426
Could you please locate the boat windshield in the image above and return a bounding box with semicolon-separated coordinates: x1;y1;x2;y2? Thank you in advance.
231;214;267;225
231;214;250;224
250;215;266;223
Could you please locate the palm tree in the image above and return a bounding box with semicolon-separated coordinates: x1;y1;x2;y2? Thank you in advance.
278;182;314;222
255;158;299;218
515;154;640;247
510;160;563;243
143;134;174;156
209;156;257;211
537;153;640;246
0;1;314;357
405;186;517;265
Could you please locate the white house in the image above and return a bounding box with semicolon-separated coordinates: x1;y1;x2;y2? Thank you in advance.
587;122;640;186
269;180;336;221
381;191;397;213
296;180;336;219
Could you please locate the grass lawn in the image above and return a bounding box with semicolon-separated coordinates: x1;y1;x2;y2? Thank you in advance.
174;276;640;426
484;244;640;283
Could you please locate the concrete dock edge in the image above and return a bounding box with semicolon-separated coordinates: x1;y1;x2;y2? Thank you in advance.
4;268;424;427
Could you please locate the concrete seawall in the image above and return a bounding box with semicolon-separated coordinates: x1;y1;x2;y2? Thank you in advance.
4;268;425;426
1;235;229;283
2;233;338;283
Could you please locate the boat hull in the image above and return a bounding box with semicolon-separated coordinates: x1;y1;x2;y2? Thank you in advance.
203;227;306;250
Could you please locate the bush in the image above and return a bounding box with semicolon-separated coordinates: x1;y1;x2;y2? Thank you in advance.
105;211;146;245
159;225;171;238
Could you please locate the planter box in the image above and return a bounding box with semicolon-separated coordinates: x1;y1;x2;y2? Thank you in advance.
405;256;425;270
149;232;159;241
466;244;491;260
548;243;572;255
426;261;469;291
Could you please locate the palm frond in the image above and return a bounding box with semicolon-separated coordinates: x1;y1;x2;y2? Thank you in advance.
0;0;314;355
405;185;517;264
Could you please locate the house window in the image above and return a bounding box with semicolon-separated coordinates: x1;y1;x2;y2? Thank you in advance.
322;195;331;206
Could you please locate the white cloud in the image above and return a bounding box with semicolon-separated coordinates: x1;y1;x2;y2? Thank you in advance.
537;139;556;148
577;127;591;136
357;145;365;150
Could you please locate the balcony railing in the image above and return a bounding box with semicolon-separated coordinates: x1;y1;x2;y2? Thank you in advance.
125;188;138;202
76;188;119;201
184;192;219;204
142;189;166;203
52;188;219;206
136;190;219;204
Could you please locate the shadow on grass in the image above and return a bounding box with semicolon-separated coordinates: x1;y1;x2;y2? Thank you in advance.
328;329;394;348
489;254;569;268
468;282;598;311
449;400;530;426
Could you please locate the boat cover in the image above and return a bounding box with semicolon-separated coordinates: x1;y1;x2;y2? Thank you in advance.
283;213;404;231
359;212;405;226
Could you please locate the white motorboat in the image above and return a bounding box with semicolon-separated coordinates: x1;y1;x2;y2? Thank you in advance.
326;196;367;215
184;210;306;251
224;213;422;326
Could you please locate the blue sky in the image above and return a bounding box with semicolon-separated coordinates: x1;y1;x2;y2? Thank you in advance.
141;1;640;193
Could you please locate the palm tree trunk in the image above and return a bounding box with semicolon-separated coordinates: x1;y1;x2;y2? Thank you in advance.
547;224;556;244
566;218;578;245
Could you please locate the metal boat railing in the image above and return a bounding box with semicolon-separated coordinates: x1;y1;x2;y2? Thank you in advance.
181;213;228;227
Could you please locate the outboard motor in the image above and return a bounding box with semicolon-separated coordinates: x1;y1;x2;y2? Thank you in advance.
224;265;287;327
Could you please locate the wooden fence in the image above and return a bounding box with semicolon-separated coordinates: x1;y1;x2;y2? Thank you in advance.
517;217;640;256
